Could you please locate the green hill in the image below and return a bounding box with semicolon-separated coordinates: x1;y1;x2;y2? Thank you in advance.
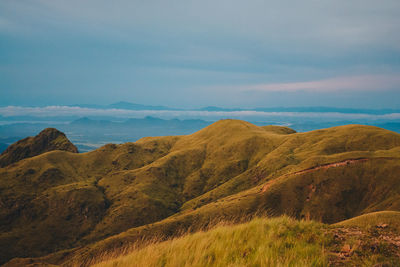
1;120;400;265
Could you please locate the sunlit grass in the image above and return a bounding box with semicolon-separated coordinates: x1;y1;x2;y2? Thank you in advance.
92;216;331;267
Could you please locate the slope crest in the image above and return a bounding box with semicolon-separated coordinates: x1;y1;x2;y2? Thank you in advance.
0;128;78;167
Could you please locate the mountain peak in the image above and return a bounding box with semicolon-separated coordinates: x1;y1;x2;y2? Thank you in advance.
0;128;78;167
194;119;262;136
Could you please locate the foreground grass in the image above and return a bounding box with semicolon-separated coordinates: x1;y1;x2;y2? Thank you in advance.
92;216;330;267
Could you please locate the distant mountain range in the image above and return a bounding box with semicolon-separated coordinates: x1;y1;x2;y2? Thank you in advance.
71;101;181;111
0;102;399;154
1;115;400;154
66;102;400;114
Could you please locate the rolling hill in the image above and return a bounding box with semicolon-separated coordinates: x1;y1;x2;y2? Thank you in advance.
1;120;400;266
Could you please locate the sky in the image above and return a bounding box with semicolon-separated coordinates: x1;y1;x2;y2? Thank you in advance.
1;0;400;109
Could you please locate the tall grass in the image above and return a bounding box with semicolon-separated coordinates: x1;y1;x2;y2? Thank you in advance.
92;216;331;267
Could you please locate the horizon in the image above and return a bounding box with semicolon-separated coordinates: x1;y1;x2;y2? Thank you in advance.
2;101;400;111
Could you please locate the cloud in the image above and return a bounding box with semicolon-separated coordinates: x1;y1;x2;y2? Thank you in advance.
1;106;400;121
1;1;400;108
3;0;400;50
235;74;400;93
0;17;12;30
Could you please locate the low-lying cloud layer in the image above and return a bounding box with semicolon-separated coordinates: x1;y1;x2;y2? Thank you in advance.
1;106;400;122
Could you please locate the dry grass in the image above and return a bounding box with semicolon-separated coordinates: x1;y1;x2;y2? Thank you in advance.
91;216;330;267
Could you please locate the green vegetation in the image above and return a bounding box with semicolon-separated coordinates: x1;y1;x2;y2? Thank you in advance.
1;120;400;266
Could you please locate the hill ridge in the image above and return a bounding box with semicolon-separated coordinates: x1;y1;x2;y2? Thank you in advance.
0;128;78;167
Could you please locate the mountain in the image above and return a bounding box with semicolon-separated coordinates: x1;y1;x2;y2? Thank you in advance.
199;106;241;111
69;101;178;110
1;120;400;265
0;128;78;167
108;101;177;110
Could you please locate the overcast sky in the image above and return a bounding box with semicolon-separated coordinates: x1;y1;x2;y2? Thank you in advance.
1;0;400;108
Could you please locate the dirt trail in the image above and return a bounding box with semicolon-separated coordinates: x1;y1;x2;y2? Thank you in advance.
261;158;368;193
288;158;369;177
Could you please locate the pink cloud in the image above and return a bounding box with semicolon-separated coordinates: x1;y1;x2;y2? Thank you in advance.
244;74;400;92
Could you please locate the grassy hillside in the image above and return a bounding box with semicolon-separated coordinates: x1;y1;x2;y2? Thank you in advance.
93;217;330;267
91;214;400;267
1;120;400;265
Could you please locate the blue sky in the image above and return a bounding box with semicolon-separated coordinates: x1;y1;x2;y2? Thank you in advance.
1;0;400;108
